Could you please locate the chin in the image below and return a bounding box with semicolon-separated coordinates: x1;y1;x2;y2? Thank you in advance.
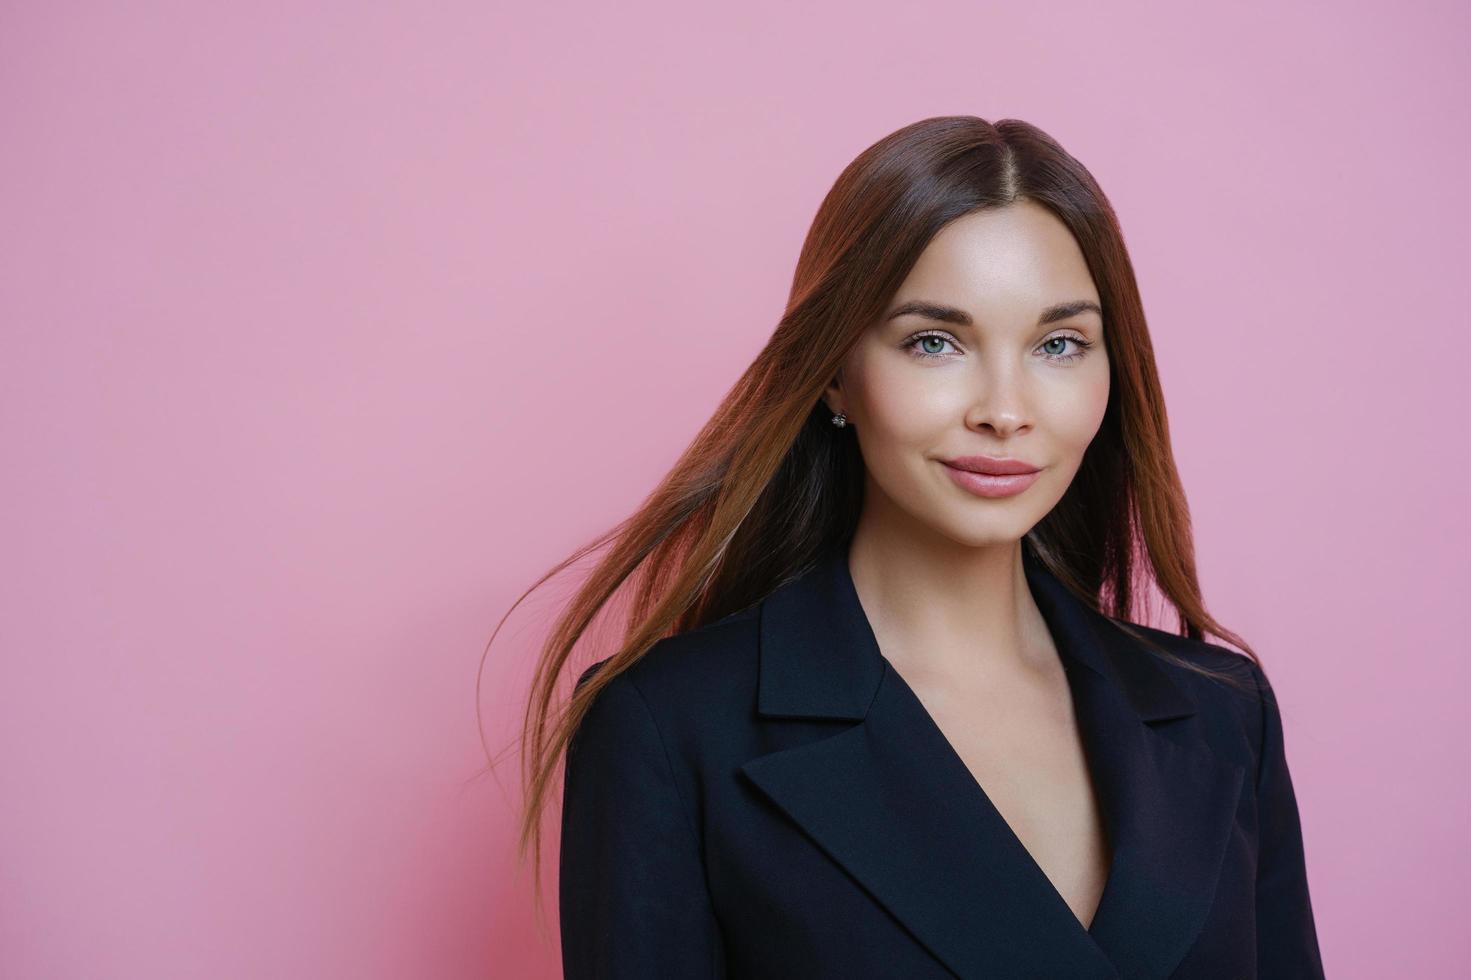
927;513;1038;550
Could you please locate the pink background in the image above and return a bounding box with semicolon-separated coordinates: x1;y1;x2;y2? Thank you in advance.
3;2;1467;977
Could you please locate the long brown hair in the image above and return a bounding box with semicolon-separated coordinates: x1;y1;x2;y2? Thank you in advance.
486;114;1261;924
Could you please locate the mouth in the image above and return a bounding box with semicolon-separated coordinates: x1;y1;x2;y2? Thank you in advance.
940;455;1041;476
939;459;1043;499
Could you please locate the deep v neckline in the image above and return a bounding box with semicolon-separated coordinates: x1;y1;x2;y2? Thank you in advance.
875;652;1118;938
738;540;1248;978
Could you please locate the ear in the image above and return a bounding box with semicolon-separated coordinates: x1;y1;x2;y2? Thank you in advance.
820;370;845;419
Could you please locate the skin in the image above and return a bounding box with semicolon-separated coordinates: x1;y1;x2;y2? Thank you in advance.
821;199;1114;928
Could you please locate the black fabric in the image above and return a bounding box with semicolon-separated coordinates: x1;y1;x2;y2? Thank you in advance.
559;543;1325;978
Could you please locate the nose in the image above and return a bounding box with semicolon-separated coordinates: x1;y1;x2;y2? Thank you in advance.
963;363;1031;439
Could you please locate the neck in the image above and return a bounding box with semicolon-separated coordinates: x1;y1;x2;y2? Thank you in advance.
845;510;1056;684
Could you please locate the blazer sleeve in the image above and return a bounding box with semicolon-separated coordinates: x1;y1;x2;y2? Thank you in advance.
559;660;726;979
1248;659;1326;979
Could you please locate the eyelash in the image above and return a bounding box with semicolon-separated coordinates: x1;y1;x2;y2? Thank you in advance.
902;331;1095;363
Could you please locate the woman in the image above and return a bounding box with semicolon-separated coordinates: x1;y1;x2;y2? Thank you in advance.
508;116;1325;978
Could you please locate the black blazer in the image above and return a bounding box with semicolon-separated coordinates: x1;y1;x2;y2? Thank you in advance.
558;543;1325;979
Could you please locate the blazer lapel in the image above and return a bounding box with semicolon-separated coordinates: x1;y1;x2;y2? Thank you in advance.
737;543;1245;980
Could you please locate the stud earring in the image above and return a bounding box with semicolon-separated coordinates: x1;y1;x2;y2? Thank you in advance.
830;413;848;428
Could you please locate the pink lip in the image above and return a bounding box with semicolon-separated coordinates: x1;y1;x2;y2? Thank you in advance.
942;455;1041;475
940;457;1043;499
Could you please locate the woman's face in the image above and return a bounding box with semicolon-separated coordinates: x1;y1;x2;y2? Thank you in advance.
824;201;1111;549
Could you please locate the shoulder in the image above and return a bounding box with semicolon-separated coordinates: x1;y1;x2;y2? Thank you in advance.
1109;618;1272;762
573;604;763;740
1121;621;1257;675
575;603;760;688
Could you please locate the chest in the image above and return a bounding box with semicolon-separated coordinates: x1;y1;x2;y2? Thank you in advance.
904;669;1113;930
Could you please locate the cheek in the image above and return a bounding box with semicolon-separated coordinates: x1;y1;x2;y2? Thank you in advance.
1047;363;1111;450
848;357;956;448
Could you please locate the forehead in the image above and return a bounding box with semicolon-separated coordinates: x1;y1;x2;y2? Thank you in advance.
892;202;1099;314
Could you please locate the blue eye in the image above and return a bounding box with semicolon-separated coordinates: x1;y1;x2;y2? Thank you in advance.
1037;335;1094;362
902;331;1096;363
907;334;959;358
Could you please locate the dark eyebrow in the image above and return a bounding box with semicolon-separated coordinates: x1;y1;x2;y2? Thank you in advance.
885;299;1103;328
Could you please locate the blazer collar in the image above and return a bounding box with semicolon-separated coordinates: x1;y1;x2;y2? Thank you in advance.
739;541;1245;979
